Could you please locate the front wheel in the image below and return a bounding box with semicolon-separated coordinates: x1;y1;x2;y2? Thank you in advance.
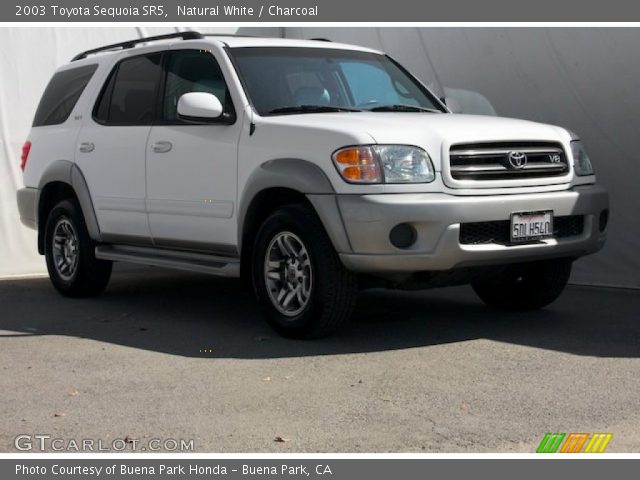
472;259;572;310
252;204;358;339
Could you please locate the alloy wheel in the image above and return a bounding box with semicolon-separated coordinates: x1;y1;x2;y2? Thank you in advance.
264;231;313;317
52;218;79;281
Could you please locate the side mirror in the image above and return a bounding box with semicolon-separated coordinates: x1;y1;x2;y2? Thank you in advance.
177;92;223;121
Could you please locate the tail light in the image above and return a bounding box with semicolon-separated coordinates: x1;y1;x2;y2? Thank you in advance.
20;141;31;172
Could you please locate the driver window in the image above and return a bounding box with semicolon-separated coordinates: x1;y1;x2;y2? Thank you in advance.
163;50;230;122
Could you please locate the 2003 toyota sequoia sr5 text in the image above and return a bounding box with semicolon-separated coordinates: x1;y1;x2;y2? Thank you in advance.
17;32;609;338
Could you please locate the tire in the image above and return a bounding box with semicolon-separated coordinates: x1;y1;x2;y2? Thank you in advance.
251;204;358;339
44;199;112;297
471;259;572;310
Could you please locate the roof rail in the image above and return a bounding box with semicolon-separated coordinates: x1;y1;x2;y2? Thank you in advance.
202;33;257;38
310;38;332;42
71;31;203;62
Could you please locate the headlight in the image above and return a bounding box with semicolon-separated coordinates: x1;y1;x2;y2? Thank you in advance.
571;140;594;176
332;145;435;184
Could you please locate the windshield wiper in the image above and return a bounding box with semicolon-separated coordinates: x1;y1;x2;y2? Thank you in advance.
369;104;440;113
268;105;363;114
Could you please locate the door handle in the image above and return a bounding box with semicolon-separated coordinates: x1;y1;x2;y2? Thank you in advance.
152;141;172;153
79;142;95;153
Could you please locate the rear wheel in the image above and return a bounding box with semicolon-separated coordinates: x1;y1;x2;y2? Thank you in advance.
44;199;112;297
252;204;358;339
472;259;572;310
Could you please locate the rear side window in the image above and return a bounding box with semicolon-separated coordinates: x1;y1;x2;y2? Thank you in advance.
33;64;98;127
94;54;162;125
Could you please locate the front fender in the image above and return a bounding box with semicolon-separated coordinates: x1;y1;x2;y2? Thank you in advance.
238;159;352;253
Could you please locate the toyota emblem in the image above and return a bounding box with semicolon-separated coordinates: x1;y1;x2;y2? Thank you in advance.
508;151;527;169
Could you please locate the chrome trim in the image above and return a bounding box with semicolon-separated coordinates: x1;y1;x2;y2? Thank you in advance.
449;142;569;182
451;147;563;157
451;162;567;177
451;162;566;173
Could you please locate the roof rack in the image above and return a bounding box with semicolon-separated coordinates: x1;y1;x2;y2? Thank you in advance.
202;33;257;38
71;31;203;62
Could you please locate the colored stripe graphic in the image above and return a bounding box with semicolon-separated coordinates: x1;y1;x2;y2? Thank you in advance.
560;433;589;453
584;433;613;453
536;433;566;453
537;433;613;453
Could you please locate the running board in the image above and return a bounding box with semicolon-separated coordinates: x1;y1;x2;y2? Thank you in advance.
95;245;240;278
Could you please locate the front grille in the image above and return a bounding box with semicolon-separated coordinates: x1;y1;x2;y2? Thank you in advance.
460;215;585;245
450;142;569;181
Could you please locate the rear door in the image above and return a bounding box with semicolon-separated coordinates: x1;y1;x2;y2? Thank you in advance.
76;53;162;243
145;49;241;252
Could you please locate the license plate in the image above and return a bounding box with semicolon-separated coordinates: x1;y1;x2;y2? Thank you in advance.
510;211;553;242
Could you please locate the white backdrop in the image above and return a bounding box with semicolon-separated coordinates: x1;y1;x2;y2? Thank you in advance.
1;27;638;288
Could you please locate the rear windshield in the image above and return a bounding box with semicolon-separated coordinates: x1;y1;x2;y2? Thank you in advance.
33;64;98;127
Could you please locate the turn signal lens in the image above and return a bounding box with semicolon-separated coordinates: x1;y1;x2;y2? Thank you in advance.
332;146;382;183
333;145;435;184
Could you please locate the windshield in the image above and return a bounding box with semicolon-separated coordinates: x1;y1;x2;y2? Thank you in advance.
229;47;445;115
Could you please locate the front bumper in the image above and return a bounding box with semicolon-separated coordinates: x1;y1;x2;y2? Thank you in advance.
335;185;609;273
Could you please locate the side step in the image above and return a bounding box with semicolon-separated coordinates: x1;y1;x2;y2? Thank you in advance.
95;245;240;278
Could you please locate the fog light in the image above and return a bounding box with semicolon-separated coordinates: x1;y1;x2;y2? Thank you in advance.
389;223;417;249
599;209;609;232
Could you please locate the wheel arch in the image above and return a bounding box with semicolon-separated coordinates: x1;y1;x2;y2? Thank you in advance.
238;159;352;281
37;161;101;254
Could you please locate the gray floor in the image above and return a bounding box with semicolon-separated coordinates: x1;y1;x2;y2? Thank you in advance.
0;266;638;453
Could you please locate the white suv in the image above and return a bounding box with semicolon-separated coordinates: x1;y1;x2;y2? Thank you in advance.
17;32;609;338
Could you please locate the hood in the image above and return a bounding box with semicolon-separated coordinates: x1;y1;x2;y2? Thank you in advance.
261;112;570;168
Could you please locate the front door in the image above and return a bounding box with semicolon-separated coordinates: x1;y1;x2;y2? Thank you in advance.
145;49;240;253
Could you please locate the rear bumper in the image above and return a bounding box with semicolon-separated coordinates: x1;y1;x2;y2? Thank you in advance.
335;185;609;273
16;187;39;230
